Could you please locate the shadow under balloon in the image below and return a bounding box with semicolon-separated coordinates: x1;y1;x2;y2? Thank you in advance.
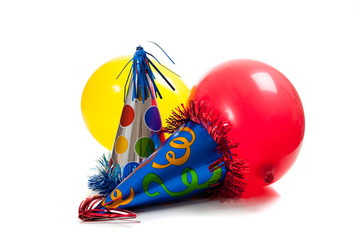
136;186;280;217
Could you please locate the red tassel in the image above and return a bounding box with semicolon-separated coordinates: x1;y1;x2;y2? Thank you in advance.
78;195;138;222
165;100;248;199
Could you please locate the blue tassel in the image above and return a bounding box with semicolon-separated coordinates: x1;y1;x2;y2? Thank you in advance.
116;45;177;103
88;154;122;195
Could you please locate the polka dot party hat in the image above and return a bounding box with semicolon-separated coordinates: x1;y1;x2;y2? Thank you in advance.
88;45;176;195
109;78;164;180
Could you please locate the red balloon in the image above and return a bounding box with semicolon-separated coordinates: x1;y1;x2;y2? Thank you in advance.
188;60;305;193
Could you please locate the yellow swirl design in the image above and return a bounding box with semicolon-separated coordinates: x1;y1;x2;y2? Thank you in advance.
101;187;135;209
152;127;195;169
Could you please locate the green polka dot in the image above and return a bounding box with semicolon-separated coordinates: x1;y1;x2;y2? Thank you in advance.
135;137;155;158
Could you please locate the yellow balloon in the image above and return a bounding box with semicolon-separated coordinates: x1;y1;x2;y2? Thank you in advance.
81;56;190;150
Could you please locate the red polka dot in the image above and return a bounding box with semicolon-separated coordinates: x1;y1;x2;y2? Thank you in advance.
120;105;135;127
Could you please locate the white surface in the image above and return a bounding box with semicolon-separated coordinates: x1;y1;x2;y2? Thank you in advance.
1;0;359;239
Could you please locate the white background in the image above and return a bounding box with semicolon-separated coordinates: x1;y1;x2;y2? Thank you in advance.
1;0;359;239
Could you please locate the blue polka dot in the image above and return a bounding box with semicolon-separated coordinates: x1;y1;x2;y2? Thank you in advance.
123;162;140;179
144;106;162;132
